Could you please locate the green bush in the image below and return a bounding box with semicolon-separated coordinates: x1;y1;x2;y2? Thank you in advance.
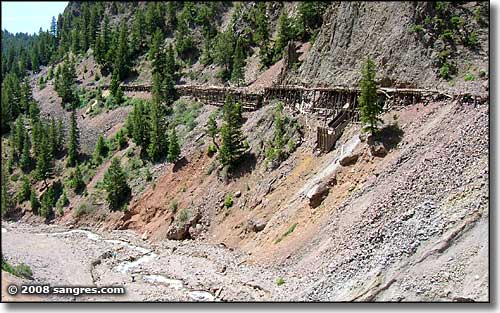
439;62;452;80
464;73;475;81
179;208;189;222
276;277;285;286
170;200;178;213
224;193;233;208
466;32;479;48
207;144;217;156
410;24;424;33
2;258;33;279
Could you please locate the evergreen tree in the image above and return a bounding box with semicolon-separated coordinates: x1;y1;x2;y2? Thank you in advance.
167;127;180;163
103;158;131;211
274;11;292;62
30;188;40;214
93;134;108;165
1;165;11;217
14;117;25;157
131;8;145;57
358;57;383;136
35;131;52;183
231;38;245;85
40;186;54;218
219;96;245;169
165;43;176;81
70;165;85;194
18;175;31;203
213;31;235;80
114;20;130;80
109;69;124;105
20;78;33;112
20;132;31;173
29;101;40;121
56;119;64;152
48;117;57;159
206;112;219;148
67;109;79;167
148;99;167;162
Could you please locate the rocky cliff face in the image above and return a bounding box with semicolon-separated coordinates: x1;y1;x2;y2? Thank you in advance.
292;1;488;93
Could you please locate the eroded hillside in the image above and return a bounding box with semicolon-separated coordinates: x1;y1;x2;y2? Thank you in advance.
1;1;489;302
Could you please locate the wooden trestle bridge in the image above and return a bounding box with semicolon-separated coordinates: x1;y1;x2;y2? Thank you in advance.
97;83;487;153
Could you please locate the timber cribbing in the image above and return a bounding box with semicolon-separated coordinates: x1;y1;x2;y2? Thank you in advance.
97;84;488;152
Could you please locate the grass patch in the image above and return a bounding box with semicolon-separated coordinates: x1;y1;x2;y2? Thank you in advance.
2;258;33;279
274;223;298;244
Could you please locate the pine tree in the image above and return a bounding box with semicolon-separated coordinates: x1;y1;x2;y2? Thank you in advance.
358;57;383;136
167;127;180;163
20;132;31;173
131;8;145;57
35;131;51;183
103;158;131;211
20;78;33;113
219;96;245;169
56;119;64;152
213;31;235;80
148;99;167;162
110;69;124;105
14;117;25;157
93;134;108;165
30;188;40;214
114;20;130;80
165;43;176;81
206;112;219;148
231;38;245;85
70;165;85;194
274;11;291;62
67;109;79;167
40;186;54;218
48;117;57;159
18;175;31;203
1;165;11;217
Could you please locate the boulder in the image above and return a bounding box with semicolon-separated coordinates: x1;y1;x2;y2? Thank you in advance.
188;223;203;238
370;142;387;157
306;174;336;208
339;153;359;166
247;219;267;233
235;191;242;198
166;209;201;240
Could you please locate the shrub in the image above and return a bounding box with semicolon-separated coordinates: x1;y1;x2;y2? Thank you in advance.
466;32;479;48
179;208;189;222
170;200;178;213
464;73;475;81
276;277;285;286
224;193;233;208
439;62;452;80
440;29;454;42
74;203;94;217
410;24;424;33
2;259;33;279
207;144;217;156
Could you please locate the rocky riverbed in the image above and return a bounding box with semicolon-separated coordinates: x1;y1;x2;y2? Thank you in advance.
1;221;298;302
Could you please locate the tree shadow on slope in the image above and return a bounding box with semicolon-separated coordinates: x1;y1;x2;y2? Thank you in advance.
231;152;257;180
377;124;405;152
173;156;189;173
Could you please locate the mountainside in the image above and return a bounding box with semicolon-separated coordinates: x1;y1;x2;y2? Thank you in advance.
1;1;489;302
